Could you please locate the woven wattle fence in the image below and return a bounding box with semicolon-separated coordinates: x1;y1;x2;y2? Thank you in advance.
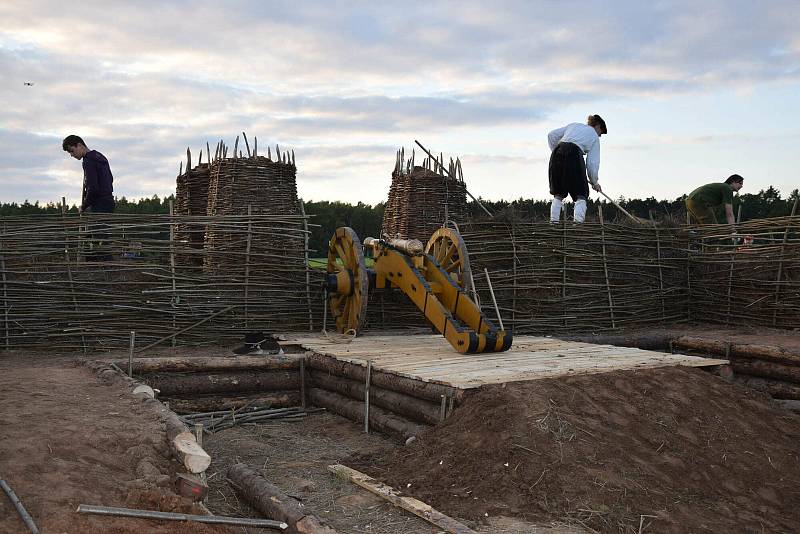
458;214;800;333
460;218;690;334
0;212;314;351
686;214;800;329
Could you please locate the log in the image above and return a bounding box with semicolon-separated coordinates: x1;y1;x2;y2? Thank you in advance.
172;432;212;474
146;370;299;396
560;333;672;351
674;336;800;365
309;370;441;425
328;464;476;534
308;388;427;441
735;375;800;400
164;391;301;414
164;411;211;474
730;358;800;384
305;353;462;404
227;464;336;534
116;355;300;374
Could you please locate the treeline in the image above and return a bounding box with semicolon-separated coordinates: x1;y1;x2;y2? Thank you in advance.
0;195;176;216
2;187;797;253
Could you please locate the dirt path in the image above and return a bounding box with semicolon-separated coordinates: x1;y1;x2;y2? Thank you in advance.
352;366;800;533
0;353;229;534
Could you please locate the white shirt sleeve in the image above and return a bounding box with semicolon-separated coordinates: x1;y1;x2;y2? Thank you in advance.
547;126;566;151
585;138;600;185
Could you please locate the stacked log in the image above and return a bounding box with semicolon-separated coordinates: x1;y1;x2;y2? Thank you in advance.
305;352;462;441
673;336;800;400
381;148;468;241
128;355;304;414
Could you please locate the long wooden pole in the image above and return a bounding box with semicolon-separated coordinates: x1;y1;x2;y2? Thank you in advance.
414;140;494;217
136;305;237;353
597;189;643;224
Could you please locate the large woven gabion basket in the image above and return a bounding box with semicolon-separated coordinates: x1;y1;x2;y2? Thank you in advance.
204;144;300;274
381;147;468;241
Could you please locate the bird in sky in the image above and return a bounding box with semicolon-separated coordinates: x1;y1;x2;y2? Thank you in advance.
24;82;34;86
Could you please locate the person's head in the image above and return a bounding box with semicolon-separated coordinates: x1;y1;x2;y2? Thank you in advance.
62;135;88;160
587;114;607;137
725;174;744;192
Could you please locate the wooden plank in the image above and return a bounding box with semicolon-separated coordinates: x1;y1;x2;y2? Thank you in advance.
328;464;476;534
283;333;727;389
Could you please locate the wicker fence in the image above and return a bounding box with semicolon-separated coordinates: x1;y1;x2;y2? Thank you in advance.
1;214;798;351
0;213;314;351
461;216;800;333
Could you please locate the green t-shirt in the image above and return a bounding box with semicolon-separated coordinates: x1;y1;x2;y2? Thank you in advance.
687;182;734;207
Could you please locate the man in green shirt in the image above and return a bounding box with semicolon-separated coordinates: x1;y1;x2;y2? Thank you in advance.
685;174;744;225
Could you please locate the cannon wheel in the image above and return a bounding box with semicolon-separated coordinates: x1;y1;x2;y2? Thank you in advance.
425;226;474;296
326;227;369;335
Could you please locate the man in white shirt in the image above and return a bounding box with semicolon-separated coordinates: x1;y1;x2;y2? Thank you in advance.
547;115;607;223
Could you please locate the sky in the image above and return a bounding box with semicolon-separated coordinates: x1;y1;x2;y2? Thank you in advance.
1;0;799;207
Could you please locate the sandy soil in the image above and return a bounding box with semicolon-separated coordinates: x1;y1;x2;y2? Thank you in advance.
351;366;800;533
0;353;230;534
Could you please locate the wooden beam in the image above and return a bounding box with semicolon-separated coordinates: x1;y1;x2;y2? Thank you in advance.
328;464;476;534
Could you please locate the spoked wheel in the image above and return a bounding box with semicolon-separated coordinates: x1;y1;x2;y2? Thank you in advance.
425;226;474;296
325;227;369;335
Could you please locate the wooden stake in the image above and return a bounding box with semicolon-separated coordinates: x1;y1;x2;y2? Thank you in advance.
298;199;313;331
1;222;8;351
300;358;307;409
128;330;135;377
439;394;447;422
772;198;798;326
364;360;372;433
650;211;666;322
169;200;177;346
244;205;252;328
597;208;616;329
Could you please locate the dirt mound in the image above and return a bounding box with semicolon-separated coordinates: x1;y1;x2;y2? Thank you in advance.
351;367;800;533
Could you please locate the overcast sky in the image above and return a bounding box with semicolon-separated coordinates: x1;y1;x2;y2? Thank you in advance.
2;1;799;207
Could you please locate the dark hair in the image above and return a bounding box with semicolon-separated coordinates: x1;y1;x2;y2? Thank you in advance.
62;135;85;151
725;174;744;185
587;114;607;134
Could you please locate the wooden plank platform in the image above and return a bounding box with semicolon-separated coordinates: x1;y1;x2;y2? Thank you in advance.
280;333;728;390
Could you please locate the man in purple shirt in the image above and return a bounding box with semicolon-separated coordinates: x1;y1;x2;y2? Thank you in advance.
62;135;115;213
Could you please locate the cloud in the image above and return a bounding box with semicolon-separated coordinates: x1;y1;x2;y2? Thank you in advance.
1;1;799;205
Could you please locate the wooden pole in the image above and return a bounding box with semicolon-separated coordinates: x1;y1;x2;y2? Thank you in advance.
128;330;135;377
299;358;307;409
772;198;798;326
597;208;616;329
1;222;8;350
169;200;177;346
596;189;642;224
562;219;568;328
136;305;237;353
298;199;313;331
650;211;666;322
364;360;372;434
0;478;40;534
244;205;252;328
483;267;504;330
